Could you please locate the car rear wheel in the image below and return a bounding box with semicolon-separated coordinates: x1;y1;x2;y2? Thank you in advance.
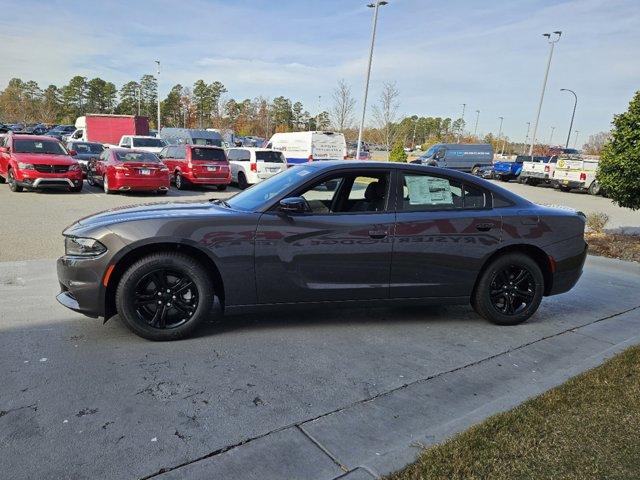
588;181;601;196
237;172;248;190
175;172;189;190
0;175;5;184
86;172;96;186
471;166;480;175
103;175;112;194
7;168;23;192
115;252;215;341
472;253;544;326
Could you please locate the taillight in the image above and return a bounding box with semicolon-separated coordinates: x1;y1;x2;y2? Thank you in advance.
114;166;128;172
544;165;550;172
250;162;257;172
308;155;313;162
579;172;586;181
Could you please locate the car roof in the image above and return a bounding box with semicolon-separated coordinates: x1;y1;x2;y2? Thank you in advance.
10;134;61;141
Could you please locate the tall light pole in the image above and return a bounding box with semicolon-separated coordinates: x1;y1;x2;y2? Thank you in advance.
457;103;466;143
549;126;556;145
356;1;388;162
473;109;480;138
155;60;161;132
136;86;141;116
522;121;531;154
560;88;577;149
497;116;504;157
528;31;562;157
573;130;580;149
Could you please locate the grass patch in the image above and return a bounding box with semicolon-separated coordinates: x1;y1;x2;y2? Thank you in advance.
586;232;640;263
387;344;640;480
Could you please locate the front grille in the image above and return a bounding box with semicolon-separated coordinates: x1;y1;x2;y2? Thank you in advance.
34;164;69;173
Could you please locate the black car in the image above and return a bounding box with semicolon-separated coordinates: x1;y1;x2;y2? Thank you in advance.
66;141;105;173
46;125;75;140
56;162;587;340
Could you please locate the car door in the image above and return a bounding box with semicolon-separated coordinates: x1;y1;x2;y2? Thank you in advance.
92;150;110;184
390;170;502;298
0;136;8;176
255;168;396;304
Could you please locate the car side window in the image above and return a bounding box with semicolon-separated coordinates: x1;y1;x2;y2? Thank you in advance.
463;183;489;209
177;146;187;159
399;173;490;211
239;149;251;161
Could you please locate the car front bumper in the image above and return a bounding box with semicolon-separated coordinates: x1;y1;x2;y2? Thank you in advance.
56;255;108;318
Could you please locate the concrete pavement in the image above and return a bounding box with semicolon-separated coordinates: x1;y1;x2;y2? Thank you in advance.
1;255;639;479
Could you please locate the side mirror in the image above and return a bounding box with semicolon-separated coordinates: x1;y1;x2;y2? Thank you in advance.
68;149;77;156
278;197;309;214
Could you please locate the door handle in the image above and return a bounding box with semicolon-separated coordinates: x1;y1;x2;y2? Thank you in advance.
368;229;388;239
475;222;495;232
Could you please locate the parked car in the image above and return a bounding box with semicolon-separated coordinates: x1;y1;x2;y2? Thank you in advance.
347;142;370;160
86;148;169;194
67;115;150;145
157;144;231;191
552;156;601;195
45;125;75;140
0;133;83;192
118;135;167;154
266;131;347;165
66;141;105;174
56;161;587;341
410;143;494;173
518;156;555;186
160;128;223;147
493;156;526;182
226;147;287;189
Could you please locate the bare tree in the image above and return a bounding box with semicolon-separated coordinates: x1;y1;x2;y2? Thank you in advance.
330;79;356;132
583;131;611;155
372;81;400;160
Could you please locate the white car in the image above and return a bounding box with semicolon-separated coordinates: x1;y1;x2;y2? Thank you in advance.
226;148;288;189
118;135;167;154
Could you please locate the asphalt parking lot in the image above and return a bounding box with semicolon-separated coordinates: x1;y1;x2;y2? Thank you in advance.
1;176;640;479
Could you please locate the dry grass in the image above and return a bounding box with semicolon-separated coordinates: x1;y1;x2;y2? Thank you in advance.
586;232;640;263
387;344;640;480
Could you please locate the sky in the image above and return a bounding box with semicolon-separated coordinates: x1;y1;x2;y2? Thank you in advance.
1;0;639;144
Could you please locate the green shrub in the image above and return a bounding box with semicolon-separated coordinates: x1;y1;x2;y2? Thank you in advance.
598;90;640;210
389;142;408;162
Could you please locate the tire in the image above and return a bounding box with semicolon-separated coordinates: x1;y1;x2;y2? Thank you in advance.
518;177;529;185
0;175;5;184
7;168;23;192
157;189;168;195
471;166;480;175
472;253;544;326
528;179;540;187
86;171;96;187
175;172;188;190
559;186;571;192
238;172;248;190
115;252;215;341
500;176;510;182
216;184;227;191
70;182;83;193
103;175;112;194
588;181;601;196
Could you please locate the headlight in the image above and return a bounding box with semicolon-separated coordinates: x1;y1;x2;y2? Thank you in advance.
65;236;107;257
18;162;35;170
69;163;82;171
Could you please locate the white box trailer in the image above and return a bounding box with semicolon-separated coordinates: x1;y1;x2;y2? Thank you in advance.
266;131;347;166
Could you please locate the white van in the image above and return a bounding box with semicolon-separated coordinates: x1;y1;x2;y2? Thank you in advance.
226;148;288;189
266;131;347;166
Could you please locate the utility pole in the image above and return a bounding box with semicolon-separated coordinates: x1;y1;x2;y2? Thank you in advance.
356;1;388;162
522;121;531;154
155;60;161;132
549;126;556;145
473;110;480;138
560;88;577;149
136;86;141;116
411;117;418;149
457;103;466;143
528;31;562;157
573;130;580;149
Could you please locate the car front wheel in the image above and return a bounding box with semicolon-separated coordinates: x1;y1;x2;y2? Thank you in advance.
472;253;544;326
7;168;23;192
115;252;215;341
237;172;248;190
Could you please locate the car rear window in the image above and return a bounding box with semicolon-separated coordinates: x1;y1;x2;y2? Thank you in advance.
14;139;66;155
132;138;166;148
191;148;226;162
256;151;285;163
72;143;104;154
115;151;160;162
192;138;222;147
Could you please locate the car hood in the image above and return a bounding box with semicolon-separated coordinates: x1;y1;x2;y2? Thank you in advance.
73;201;234;229
13;153;76;165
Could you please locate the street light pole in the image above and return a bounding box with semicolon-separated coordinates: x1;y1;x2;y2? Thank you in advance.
155;60;161;132
522;121;531;154
573;130;580;149
356;1;388;162
560;88;577;149
549;126;556;145
457;103;466;143
528;31;562;157
473;110;480;138
136;86;141;116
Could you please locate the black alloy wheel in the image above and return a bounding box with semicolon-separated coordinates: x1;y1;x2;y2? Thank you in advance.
489;265;535;315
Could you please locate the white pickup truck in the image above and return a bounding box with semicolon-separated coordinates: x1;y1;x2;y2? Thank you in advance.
552;157;601;195
517;156;557;186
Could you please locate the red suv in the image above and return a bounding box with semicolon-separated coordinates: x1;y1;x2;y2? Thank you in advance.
0;134;83;192
158;144;231;190
86;148;170;194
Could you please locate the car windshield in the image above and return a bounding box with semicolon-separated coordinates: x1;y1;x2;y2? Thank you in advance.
226;166;315;212
115;151;160;162
132;138;166;148
422;146;438;158
14;139;67;155
72;143;104;154
191;147;226;162
192;138;222;147
256;151;285;163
